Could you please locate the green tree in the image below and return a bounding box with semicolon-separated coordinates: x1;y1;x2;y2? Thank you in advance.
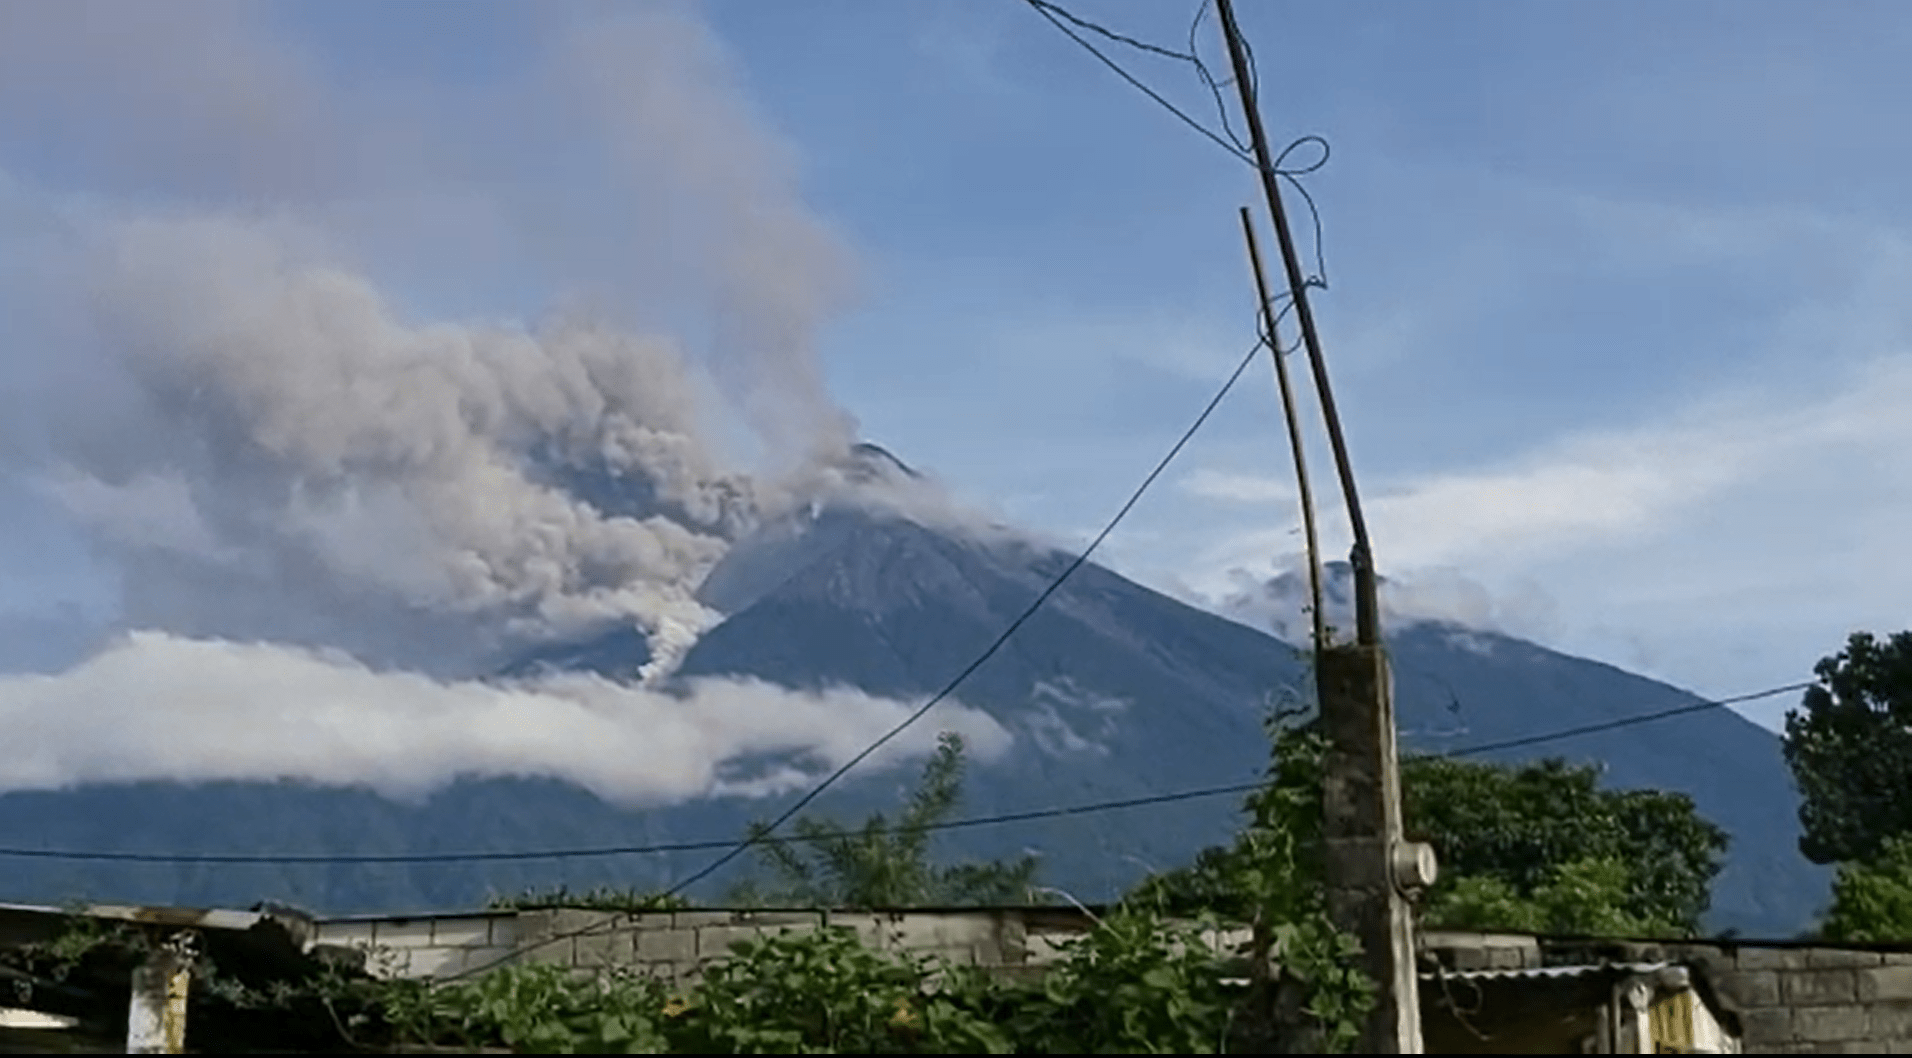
729;731;1041;908
1783;630;1912;865
1135;734;1728;938
1404;755;1727;935
1426;857;1683;936
1819;834;1912;943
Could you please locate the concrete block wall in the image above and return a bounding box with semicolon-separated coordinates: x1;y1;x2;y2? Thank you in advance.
318;907;1111;987
315;912;523;979
1571;941;1912;1054
315;907;1254;990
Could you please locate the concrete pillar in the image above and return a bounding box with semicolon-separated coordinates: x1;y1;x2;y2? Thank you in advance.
126;947;190;1054
1318;643;1435;1053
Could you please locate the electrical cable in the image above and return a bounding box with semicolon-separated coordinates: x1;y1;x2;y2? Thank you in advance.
656;331;1276;900
431;331;1277;981
1021;0;1330;287
429;676;1813;983
0;679;1811;865
1023;0;1253;164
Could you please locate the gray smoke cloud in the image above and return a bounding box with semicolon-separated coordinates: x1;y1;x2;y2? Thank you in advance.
0;3;1007;800
30;211;749;672
555;8;861;467
0;2;877;676
1213;557;1562;647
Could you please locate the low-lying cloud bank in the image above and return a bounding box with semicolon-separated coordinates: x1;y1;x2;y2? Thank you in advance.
0;632;1010;804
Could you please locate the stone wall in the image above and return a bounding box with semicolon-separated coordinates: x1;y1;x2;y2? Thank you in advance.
315;907;1250;988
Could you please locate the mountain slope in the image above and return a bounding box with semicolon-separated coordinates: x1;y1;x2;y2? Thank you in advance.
0;500;1830;935
1386;622;1828;935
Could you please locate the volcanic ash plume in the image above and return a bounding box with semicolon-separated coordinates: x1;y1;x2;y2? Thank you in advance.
38;214;763;670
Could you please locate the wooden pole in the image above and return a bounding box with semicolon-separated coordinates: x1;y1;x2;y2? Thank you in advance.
1238;206;1327;658
1214;2;1433;1051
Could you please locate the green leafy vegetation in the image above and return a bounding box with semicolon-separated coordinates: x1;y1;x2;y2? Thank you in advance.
1130;719;1375;1052
1136;731;1727;938
728;731;1043;908
1785;631;1912;865
1782;630;1912;941
1819;834;1912;943
1424;857;1683;936
1404;755;1726;935
487;886;691;913
332;911;1254;1053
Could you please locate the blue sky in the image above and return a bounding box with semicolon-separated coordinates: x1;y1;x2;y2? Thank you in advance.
2;0;1909;735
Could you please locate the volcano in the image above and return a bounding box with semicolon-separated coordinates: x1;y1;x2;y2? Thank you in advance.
0;453;1830;935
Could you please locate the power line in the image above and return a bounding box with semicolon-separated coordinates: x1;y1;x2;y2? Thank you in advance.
1441;681;1815;758
656;332;1276;900
1028;0;1201;64
433;329;1282;983
1020;0;1331;287
1188;0;1252;155
1022;0;1252;164
0;678;1811;867
431;676;1813;984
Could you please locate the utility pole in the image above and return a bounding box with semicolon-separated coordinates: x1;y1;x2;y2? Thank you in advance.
1237;207;1325;657
1214;1;1435;1051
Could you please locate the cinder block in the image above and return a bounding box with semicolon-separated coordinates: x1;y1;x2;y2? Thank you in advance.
1866;1001;1912;1037
670;911;734;930
1793;1006;1869;1043
452;947;517;976
1740;947;1814;971
1666;943;1725;965
992;914;1031;965
1742;1006;1791;1042
1807;949;1885;969
1859;966;1912;1002
572;925;634;968
395;946;462;979
316;920;377;948
1834;1041;1890;1054
490;916;521;947
1784;969;1859;1006
730;911;823;930
635;927;697;963
372;919;436;947
430;917;496;948
697;924;777;958
1714;970;1781;1009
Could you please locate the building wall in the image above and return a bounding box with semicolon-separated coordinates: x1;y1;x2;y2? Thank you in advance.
1463;937;1912;1055
314;907;1251;988
320;914;1912;1052
1663;944;1912;1055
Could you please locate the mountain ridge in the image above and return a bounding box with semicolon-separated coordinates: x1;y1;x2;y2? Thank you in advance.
0;490;1831;935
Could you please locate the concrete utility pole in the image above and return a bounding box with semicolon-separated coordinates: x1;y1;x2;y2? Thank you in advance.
1214;1;1436;1051
126;933;194;1054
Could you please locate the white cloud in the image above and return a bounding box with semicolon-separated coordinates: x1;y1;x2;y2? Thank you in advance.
1192;344;1912;580
0;632;1010;803
1180;468;1296;505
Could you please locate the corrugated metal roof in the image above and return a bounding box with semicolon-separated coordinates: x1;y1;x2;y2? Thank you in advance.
1421;961;1669;982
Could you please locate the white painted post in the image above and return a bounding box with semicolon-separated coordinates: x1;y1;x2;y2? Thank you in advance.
126;945;190;1054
